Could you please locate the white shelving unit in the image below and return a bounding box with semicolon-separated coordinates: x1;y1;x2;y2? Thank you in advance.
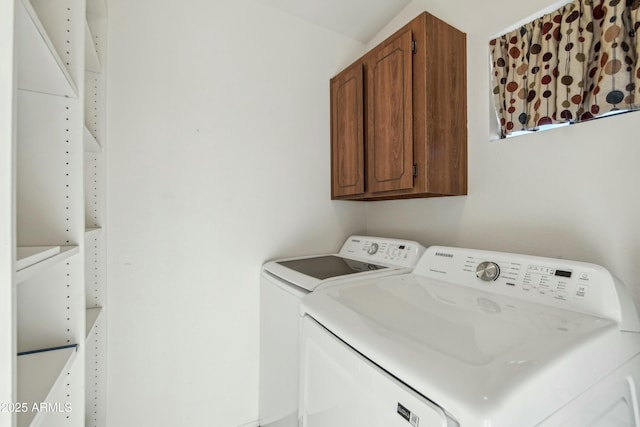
84;1;107;426
15;0;86;423
1;0;108;425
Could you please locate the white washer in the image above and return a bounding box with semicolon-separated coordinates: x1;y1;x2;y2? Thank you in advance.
259;235;425;427
300;246;640;427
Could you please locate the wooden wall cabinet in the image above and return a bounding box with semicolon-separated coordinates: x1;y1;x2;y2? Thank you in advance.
330;12;467;201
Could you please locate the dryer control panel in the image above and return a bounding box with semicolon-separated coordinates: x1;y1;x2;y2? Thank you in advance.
339;235;426;268
414;246;640;331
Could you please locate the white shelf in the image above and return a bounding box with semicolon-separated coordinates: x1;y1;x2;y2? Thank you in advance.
17;345;78;427
16;245;79;284
16;246;60;270
84;125;102;152
84;20;101;73
85;226;103;236
16;0;78;97
86;307;103;341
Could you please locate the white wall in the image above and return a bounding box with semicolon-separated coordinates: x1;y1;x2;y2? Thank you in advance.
106;1;366;425
366;0;640;306
107;0;640;425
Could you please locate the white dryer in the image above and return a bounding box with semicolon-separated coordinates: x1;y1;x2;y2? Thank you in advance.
299;246;640;426
259;235;425;427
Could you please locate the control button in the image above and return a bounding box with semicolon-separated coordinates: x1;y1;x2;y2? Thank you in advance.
575;284;588;299
579;272;591;281
476;261;500;282
368;243;379;255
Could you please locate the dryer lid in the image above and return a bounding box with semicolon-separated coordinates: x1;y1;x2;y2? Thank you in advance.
301;273;640;425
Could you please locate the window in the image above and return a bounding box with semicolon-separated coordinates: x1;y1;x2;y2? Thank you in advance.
490;0;639;138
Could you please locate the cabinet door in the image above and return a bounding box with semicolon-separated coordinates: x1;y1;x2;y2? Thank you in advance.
330;63;364;198
366;30;414;194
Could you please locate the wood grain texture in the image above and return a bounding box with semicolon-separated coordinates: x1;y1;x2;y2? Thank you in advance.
330;12;467;201
366;29;413;194
331;63;364;198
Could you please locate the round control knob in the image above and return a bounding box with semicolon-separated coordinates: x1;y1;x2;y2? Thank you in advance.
368;243;379;255
476;261;500;282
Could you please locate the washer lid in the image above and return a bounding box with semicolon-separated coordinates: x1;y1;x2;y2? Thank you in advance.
276;255;388;280
263;255;396;292
262;235;426;292
301;274;640;425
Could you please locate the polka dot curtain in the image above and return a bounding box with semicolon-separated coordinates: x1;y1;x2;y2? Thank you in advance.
490;0;640;137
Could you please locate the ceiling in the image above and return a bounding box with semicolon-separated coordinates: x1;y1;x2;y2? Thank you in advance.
253;0;412;43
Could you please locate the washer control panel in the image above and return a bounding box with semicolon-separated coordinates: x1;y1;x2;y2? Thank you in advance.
414;246;630;324
339;236;426;268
